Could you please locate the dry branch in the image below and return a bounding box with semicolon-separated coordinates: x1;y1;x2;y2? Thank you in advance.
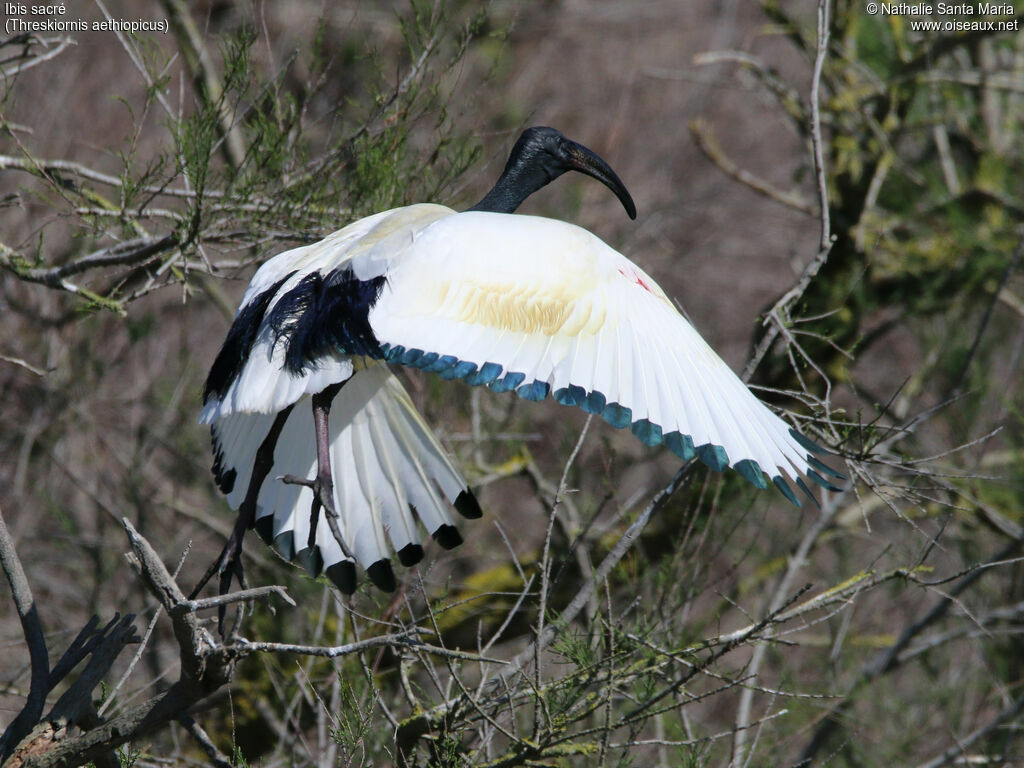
0;504;50;760
914;692;1024;768
2;235;179;288
173;584;296;614
689;118;815;216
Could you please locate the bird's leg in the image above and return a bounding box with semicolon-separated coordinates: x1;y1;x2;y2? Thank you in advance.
311;381;345;520
281;382;351;556
191;404;296;604
284;381;358;560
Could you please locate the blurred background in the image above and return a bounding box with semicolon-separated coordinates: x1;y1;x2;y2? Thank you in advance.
1;1;1022;765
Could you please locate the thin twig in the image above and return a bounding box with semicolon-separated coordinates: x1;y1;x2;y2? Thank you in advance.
610;708;791;750
157;0;246;169
534;414;592;723
693;50;807;131
740;0;834;384
4;234;178;287
501;460;697;684
810;0;832;253
731;491;842;764
227;634;508;664
0;354;49;377
948;227;1024;397
171;585;296;614
0;34;75;78
0;153;229;200
97;606;163;718
176;714;233;768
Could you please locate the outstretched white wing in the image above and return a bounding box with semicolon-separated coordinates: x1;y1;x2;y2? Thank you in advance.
368;211;838;502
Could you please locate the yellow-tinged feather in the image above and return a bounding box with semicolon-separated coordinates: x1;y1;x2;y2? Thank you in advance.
558;298;596;337
460;285;567;335
411;273;605;337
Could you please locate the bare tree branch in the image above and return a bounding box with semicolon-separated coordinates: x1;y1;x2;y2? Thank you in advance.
172;584;296;614
741;0;835;384
0;504;50;760
689;118;816;216
0;34;75;79
1;235;179;288
46;615;139;725
176;714;233;768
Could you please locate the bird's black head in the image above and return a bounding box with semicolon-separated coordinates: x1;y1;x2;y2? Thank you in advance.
469;126;637;219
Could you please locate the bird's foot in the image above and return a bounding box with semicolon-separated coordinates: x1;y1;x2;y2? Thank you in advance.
190;518;250;638
191;520;246;600
280;473;337;515
281;472;341;552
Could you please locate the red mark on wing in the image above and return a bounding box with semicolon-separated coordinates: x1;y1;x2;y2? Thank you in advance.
618;268;652;293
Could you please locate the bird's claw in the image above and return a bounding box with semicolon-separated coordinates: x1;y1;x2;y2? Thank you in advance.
281;472;337;549
312;474;337;517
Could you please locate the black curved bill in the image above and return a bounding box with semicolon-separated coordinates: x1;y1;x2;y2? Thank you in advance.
562;139;637;220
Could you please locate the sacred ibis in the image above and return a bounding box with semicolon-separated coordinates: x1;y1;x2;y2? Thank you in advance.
197;126;841;598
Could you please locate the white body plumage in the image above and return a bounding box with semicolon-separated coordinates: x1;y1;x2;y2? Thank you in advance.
203;203;836;592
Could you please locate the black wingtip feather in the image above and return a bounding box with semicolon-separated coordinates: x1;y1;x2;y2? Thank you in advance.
254;514;275;544
795;477;819;509
326;561;357;594
807;468;844;493
367;559;397;592
294;546;324;577
273;530;295;560
398;543;425;567
807;454;846;481
433;524;463;550
772;476;802;509
220;468;237;494
789;428;828;455
454;489;483;519
210;426;237;494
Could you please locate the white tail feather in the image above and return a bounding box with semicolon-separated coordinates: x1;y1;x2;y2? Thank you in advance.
209;361;474;579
